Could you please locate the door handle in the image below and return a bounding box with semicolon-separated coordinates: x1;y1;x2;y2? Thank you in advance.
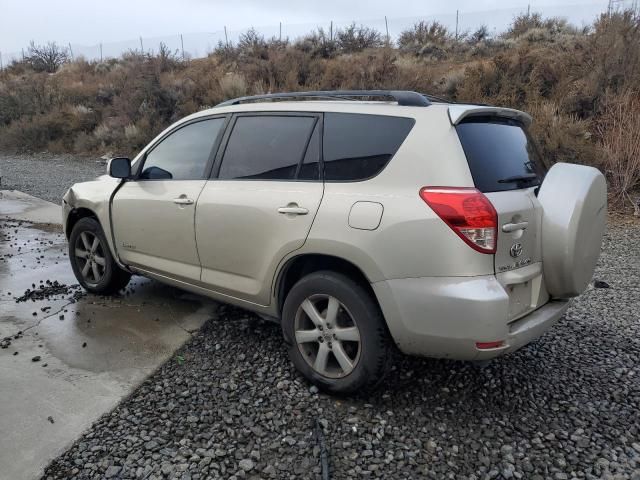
173;197;194;205
502;221;528;233
278;206;309;215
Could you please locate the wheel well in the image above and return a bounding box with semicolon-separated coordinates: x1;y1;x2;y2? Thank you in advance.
66;208;97;239
276;254;379;316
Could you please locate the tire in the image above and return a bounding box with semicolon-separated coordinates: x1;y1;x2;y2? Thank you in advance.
537;162;607;298
69;217;131;294
281;271;390;394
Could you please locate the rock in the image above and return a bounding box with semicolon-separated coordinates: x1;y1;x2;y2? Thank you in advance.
500;445;513;455
104;465;121;478
238;459;254;471
144;440;158;451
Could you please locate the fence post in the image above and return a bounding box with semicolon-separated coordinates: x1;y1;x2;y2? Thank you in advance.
330;21;333;41
455;10;459;41
68;42;74;61
384;16;390;43
100;43;103;62
224;26;229;47
279;22;282;41
180;34;185;60
0;52;3;71
139;36;144;53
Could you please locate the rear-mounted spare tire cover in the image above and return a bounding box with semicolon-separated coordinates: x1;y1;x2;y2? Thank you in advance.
538;163;607;298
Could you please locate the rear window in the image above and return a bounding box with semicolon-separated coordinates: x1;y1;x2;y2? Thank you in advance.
456;117;546;193
323;113;414;181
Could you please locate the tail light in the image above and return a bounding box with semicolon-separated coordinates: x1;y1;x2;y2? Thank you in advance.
419;187;497;254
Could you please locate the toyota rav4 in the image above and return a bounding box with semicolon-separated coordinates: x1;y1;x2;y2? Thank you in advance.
62;90;607;394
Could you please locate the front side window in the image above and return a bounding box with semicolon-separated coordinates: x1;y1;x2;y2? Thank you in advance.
218;115;318;180
140;118;225;180
323;113;415;181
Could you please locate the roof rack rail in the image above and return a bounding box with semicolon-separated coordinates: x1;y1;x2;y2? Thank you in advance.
216;90;431;107
421;93;456;104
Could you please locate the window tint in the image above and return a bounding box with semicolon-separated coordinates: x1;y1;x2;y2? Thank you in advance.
298;123;320;181
323;113;414;181
456;118;546;193
219;116;317;180
140;118;225;180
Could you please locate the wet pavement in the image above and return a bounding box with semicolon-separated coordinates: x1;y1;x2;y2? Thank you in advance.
0;190;218;480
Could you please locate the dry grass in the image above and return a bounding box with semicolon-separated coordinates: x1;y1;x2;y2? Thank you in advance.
0;10;639;205
598;92;640;211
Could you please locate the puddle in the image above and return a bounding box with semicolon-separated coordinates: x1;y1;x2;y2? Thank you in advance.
1;216;217;376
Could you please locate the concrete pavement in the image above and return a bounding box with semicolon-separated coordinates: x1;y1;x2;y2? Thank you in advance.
0;190;218;480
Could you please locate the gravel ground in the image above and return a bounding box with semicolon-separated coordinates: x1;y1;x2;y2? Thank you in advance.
0;153;105;203
39;221;640;480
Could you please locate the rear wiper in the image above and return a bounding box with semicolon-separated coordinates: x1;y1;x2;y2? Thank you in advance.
497;173;539;184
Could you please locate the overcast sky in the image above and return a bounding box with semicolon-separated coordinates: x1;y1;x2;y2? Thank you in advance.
0;0;621;60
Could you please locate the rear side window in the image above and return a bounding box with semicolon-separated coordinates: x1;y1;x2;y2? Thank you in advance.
218;115;317;180
456;117;546;193
323;113;414;181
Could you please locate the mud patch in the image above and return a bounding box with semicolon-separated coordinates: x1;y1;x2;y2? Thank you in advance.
24;221;63;234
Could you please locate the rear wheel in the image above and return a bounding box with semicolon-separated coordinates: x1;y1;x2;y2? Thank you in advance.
69;217;131;294
282;271;389;394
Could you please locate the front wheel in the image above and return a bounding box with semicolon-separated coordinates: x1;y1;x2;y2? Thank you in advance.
69;217;131;294
281;271;390;394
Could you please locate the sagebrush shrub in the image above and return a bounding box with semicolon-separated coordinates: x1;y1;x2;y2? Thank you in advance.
398;21;452;55
598;92;640;205
219;73;247;100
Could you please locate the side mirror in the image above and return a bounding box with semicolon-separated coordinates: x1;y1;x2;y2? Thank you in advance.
108;157;131;179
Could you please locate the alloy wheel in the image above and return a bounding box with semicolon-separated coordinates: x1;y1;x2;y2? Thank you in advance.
294;294;362;379
74;231;106;286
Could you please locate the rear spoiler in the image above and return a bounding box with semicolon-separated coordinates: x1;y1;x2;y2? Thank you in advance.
448;105;532;127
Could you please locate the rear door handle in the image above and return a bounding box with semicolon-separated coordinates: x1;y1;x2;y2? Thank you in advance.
502;221;528;233
173;197;194;205
278;206;309;215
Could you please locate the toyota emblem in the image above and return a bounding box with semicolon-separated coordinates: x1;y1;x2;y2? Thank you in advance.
510;243;523;258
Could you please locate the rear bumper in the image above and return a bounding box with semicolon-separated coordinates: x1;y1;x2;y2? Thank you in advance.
372;275;570;361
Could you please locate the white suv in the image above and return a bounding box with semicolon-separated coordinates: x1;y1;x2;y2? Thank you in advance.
62;90;607;393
